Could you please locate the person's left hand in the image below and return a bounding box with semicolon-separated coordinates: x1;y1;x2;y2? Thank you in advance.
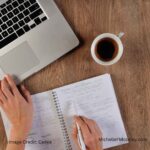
0;75;33;140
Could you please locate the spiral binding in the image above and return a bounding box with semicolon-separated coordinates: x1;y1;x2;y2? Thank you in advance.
52;91;72;150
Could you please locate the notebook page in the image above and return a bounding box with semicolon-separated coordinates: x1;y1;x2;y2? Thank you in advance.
54;74;128;149
0;91;65;150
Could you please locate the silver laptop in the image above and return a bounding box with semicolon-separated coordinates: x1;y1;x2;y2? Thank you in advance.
0;0;79;83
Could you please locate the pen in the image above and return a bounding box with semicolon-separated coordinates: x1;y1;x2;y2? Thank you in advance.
76;123;86;150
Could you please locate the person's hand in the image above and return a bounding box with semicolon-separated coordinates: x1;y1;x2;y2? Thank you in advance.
0;74;33;140
72;116;103;150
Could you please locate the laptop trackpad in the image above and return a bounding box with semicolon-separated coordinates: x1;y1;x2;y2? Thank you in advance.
0;42;40;76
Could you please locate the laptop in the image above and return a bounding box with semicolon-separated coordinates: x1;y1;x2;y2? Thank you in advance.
0;0;79;83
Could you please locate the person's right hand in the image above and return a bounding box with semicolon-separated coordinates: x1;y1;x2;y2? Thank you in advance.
72;116;103;150
0;74;33;140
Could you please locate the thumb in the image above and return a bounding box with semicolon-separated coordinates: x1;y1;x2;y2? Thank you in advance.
20;85;32;104
72;122;78;140
72;122;81;150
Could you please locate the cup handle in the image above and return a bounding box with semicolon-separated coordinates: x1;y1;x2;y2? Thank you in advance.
117;32;125;38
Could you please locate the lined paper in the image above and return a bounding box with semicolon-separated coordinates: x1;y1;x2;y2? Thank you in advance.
54;74;128;149
1;92;65;150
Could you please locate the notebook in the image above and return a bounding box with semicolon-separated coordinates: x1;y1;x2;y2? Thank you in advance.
0;74;128;150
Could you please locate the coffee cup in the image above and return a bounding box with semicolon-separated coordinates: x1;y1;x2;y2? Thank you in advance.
91;32;124;66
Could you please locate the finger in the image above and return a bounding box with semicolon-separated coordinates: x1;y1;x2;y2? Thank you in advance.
5;74;20;95
0;90;7;103
95;123;103;137
81;116;102;140
0;100;5;111
1;78;13;99
72;122;84;150
72;122;78;138
0;99;3;106
81;116;97;134
72;123;78;141
74;116;91;138
20;85;32;104
94;124;103;149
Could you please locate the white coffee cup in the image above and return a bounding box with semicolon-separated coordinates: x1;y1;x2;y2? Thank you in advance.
91;32;124;66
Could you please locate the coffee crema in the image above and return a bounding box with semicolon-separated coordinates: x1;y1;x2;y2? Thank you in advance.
95;38;118;62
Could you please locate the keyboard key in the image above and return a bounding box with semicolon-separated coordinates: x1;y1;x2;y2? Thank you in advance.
7;27;14;34
18;5;25;11
2;16;8;22
0;3;6;9
24;16;30;23
12;1;19;8
6;5;13;11
41;16;47;22
16;28;24;36
30;9;43;19
0;13;2;17
13;8;19;15
29;3;39;12
1;8;7;15
7;12;14;18
12;17;19;23
24;1;30;8
34;17;41;25
30;23;36;29
6;20;13;26
0;35;3;40
0;19;2;25
30;0;36;4
1;24;7;30
2;31;8;37
18;20;25;27
0;27;2;33
18;13;24;19
23;9;30;16
18;0;25;4
6;1;12;5
23;25;30;32
13;24;19;30
0;33;18;49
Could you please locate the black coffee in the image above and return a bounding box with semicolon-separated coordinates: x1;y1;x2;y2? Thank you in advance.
96;38;118;61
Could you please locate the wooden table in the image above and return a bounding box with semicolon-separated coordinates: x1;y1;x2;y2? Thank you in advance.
0;0;150;150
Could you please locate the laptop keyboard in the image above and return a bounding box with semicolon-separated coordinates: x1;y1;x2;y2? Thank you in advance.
0;0;48;49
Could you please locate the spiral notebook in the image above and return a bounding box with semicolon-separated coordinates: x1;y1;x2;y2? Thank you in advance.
1;74;128;150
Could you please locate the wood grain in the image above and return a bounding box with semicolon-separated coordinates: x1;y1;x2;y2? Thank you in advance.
0;0;150;150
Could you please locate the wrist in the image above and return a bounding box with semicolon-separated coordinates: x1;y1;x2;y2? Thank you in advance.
9;126;28;141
